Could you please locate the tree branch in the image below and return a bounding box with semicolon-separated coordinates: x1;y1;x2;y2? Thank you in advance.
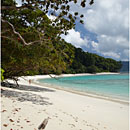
1;6;21;10
2;19;45;45
1;5;31;10
1;36;17;42
1;29;10;34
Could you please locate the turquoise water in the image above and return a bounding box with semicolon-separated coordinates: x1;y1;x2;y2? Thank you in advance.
38;73;129;101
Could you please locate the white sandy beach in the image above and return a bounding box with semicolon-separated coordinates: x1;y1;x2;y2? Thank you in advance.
1;73;129;130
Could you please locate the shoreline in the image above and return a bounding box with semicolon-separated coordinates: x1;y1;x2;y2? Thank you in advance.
32;72;128;105
5;72;128;105
20;72;120;81
33;81;129;106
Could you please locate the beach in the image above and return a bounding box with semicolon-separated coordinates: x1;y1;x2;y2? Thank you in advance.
1;74;129;130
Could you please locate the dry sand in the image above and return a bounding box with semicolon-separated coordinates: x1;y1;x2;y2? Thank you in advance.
1;73;129;130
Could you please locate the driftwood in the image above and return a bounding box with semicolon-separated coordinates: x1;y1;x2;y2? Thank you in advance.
38;117;49;130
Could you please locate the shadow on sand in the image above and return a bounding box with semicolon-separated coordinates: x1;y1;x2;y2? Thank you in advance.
1;82;55;93
1;83;54;106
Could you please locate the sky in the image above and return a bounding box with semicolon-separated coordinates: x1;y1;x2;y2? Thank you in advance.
61;0;129;61
16;0;129;61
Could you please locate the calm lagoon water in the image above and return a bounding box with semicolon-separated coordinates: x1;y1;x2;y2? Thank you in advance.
38;73;129;101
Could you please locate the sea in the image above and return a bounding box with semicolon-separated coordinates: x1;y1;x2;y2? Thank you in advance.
38;73;129;103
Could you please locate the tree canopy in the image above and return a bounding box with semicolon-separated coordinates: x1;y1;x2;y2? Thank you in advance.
1;0;94;45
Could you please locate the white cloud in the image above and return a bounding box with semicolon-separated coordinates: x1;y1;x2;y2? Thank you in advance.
92;35;128;60
102;52;120;59
61;29;89;48
84;1;128;37
82;0;129;60
16;0;22;7
47;14;57;21
91;41;99;51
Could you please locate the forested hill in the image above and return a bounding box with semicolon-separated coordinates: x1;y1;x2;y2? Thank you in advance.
64;43;122;74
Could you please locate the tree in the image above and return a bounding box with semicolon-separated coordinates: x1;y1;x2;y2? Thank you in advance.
1;26;75;81
1;0;94;45
1;0;94;83
87;65;99;73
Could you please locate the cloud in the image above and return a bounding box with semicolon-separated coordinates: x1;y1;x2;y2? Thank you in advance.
91;41;98;51
84;0;129;37
16;0;22;7
61;29;89;48
102;52;120;59
91;34;129;60
62;0;129;61
47;15;57;21
83;0;129;60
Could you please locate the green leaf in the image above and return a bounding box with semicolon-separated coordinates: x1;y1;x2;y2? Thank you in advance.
1;68;5;81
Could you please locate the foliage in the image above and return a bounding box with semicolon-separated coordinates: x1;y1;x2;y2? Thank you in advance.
1;0;77;79
1;36;75;79
87;65;100;73
1;0;94;38
1;68;5;81
67;48;122;74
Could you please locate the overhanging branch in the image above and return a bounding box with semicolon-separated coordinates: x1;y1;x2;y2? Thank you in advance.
1;6;22;10
1;19;49;45
1;5;31;10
